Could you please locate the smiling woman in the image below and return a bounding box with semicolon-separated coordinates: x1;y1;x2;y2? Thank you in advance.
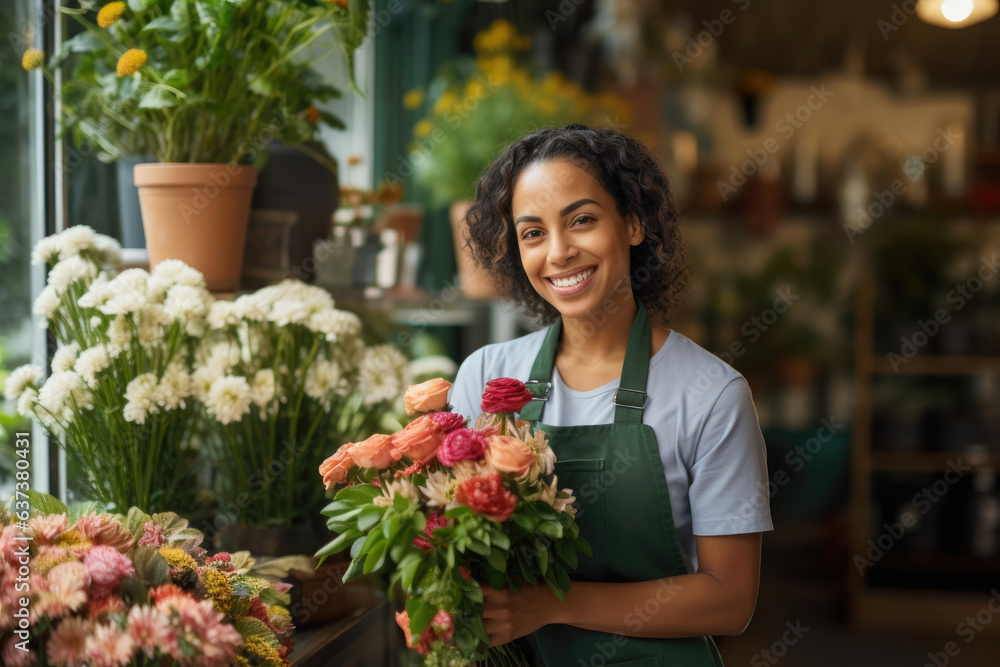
449;125;773;666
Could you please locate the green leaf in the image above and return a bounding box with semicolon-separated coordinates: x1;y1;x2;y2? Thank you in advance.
490;530;510;551
139;85;182;110
537;520;563;539
357;505;384;532
446;544;456;569
142;15;182;32
314;528;360;557
132;546;169;586
412;511;427;533
485;564;505;589
123;507;153;540
467;539;490;557
487;547;507;573
59;32;103;56
67;501;101;524
318;110;345;130
28;491;67;516
554;563;571;591
535;540;549;576
128;0;155;11
400;555;422;591
335;484;382;505
405;596;436;638
342;555;365;583
357;530;385;557
574;535;593;558
363;539;389;574
235;618;277;646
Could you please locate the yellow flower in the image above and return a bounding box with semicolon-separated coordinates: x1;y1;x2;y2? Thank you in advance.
21;48;44;71
403;88;424;109
414;120;433;138
243;636;281;662
201;568;233;614
347;154;363;166
97;2;127;28
54;529;91;550
464;79;487;100
116;48;146;77
433;91;457;115
267;605;292;630
158;546;196;570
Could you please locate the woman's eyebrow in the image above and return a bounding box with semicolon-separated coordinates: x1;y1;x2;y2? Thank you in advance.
514;198;602;226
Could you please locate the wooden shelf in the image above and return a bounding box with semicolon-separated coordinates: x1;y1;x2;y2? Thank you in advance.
870;451;1000;472
871;355;1000;375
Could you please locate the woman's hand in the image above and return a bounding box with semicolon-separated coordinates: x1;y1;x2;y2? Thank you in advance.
480;582;559;646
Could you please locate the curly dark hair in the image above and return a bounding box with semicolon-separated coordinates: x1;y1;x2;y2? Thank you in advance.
463;124;691;326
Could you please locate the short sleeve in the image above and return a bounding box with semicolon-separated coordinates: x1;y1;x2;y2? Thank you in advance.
448;346;487;422
688;377;773;536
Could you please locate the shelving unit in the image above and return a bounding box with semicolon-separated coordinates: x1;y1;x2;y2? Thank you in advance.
848;274;1000;636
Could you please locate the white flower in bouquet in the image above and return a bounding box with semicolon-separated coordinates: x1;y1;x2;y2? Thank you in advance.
148;259;205;297
106;315;132;358
305;359;342;410
373;476;420;508
359;345;411;407
527;477;558;507
123;373;159;425
249;369;276;410
164;284;212;335
137;304;168;349
4;364;43;401
78;273;113;309
33;285;61;323
419;469;455;508
16;387;38;418
233;293;268;322
553;485;578;516
37;371;94;421
207;300;242;329
51;343;81;373
307;309;362;342
526;429;556;482
205;375;252;425
203;341;241;374
99;269;150;316
48;256;99;295
30;225;121;267
75;345;110;388
157;363;193;411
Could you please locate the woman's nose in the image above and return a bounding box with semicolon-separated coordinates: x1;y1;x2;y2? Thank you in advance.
547;231;578;265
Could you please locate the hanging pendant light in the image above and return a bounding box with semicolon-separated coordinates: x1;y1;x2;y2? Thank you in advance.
916;0;998;28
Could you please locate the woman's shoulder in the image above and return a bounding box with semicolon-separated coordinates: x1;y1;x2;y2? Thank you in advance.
653;330;747;402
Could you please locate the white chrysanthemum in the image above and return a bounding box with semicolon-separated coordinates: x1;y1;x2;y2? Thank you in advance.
106;315;132;357
38;371;93;419
373;477;420;508
268;299;313;327
32;234;63;266
207;300;242;329
148;259;205;297
409;355;458;380
48;256;98;295
137;304;167;348
16;387;38;417
359;345;409;406
249;369;275;408
33;285;61;322
156;363;192;411
233;294;268;322
51;343;81;373
418;469;454;508
90;315;102;329
93;234;122;266
205;342;241;374
163;284;212;325
256;279;334;311
78;273;113;309
307;309;362;341
55;226;98;257
98;269;150;315
123;373;159;424
4;364;43;400
191;364;220;402
526;429;555;482
204;375;252;425
305;360;341;409
75;345;110;388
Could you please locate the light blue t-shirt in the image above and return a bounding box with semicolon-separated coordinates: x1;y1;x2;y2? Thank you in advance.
448;327;773;573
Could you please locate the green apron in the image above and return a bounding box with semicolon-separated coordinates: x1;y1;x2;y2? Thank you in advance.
516;298;725;667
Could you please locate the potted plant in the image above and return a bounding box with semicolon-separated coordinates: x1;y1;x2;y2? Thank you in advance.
25;0;369;290
405;19;632;297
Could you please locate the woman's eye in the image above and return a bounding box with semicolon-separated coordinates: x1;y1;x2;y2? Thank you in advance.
573;215;594;226
521;229;542;240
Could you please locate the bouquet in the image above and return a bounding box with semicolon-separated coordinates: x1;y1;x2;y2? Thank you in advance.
198;280;411;527
316;377;588;666
6;226;203;513
0;493;294;666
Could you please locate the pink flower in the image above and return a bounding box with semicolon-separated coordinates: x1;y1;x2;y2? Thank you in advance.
437;428;488;467
137;521;164;547
2;635;35;667
459;565;472;580
28;513;67;544
0;524;28;565
47;617;89;666
36;561;89;619
348;433;395;469
430;609;455;642
428;410;466;433
83;545;135;597
87;595;127;621
480;378;534;414
413;511;449;550
73;513;134;553
86;622;135;667
156;596;241;667
127;606;172;658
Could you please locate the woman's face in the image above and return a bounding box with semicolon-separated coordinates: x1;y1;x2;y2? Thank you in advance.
512;158;644;320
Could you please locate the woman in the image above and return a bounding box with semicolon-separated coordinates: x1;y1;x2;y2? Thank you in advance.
447;125;773;666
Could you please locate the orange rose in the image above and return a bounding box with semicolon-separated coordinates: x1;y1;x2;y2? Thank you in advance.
349;433;394;469
403;378;452;416
390;415;443;464
485;435;535;478
319;443;355;490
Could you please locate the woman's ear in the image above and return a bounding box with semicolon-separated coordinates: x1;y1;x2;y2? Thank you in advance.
626;213;645;246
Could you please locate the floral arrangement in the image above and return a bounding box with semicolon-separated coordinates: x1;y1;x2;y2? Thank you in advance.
316;378;588;666
21;0;369;165
5;226;409;526
5;226;203;513
334;155;406;228
405;19;632;209
199;279;411;527
0;494;294;666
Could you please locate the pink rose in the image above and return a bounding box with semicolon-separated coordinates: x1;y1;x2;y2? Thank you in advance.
437;428;488;467
485;435;535;478
349;433;395;469
403;378;452;416
137;521;164;547
428;411;466;433
480;378;534;414
83;545;135;598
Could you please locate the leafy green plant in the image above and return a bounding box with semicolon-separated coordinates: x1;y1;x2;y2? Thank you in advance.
30;0;369;165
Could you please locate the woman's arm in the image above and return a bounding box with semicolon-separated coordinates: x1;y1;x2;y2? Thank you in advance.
481;532;762;645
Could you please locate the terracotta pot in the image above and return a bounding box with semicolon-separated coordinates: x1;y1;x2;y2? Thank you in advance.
449;201;497;299
134;163;257;291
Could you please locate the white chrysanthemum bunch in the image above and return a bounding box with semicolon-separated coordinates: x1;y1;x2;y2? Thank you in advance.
8;227;205;513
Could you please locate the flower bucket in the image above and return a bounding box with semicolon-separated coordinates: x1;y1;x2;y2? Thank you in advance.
135;163;257;291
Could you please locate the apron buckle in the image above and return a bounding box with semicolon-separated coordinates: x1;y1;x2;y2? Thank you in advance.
613;387;647;409
524;380;551;401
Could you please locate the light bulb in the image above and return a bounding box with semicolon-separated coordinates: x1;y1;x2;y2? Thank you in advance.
941;0;974;21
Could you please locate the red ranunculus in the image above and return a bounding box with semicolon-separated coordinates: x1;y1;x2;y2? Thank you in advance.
480;378;534;414
437;428;488;467
454;474;518;522
428;410;467;433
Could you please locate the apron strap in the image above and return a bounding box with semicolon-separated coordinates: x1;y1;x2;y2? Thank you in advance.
518;297;652;425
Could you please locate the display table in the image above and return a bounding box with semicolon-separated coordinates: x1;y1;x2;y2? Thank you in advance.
291;598;397;667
